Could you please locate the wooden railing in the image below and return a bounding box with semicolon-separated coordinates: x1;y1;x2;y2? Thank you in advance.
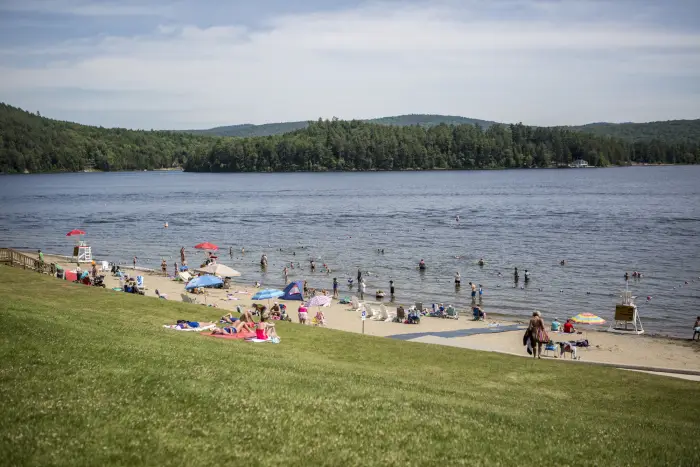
0;248;49;273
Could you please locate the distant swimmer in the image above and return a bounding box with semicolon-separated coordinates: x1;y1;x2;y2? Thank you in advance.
624;271;629;281
164;222;168;228
478;258;484;267
419;259;426;270
456;215;460;222
560;260;566;266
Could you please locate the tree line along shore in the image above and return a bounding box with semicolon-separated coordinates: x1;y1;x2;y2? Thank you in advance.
1;103;699;174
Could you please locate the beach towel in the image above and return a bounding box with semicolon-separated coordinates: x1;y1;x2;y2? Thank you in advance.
246;337;280;344
163;324;215;332
204;331;255;340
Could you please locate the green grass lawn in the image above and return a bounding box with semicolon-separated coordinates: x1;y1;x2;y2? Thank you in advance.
1;266;698;466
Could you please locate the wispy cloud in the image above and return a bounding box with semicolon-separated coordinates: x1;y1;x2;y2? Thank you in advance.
0;0;173;17
0;0;698;129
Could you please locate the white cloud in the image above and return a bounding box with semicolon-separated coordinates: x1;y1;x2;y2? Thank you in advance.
0;0;699;128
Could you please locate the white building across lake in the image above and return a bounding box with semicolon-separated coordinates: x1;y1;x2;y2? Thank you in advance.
570;159;589;168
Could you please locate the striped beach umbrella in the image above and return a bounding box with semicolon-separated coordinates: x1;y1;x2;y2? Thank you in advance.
570;313;606;325
306;295;332;308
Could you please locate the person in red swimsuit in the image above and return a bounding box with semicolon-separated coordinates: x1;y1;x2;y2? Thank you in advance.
256;314;278;340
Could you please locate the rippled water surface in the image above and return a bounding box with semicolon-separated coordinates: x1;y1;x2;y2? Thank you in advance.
1;167;699;336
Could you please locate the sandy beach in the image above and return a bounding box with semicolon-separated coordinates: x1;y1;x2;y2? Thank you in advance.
36;252;700;374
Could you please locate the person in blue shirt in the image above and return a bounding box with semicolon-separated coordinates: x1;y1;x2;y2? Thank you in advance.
551;318;561;332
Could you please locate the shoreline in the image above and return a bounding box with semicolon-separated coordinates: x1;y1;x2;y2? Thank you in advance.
26;252;700;374
24;250;696;341
3;163;698;176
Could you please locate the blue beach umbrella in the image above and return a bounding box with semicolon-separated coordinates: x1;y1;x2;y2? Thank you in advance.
252;289;284;301
185;275;224;290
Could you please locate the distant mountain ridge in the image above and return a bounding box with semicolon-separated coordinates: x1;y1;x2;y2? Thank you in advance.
182;114;499;138
183;114;700;143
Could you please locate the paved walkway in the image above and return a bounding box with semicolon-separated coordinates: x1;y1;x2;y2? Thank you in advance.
387;324;522;341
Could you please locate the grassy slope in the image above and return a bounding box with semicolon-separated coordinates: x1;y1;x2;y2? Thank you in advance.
0;266;698;466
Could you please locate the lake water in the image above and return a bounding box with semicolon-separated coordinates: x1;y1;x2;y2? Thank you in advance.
1;167;699;337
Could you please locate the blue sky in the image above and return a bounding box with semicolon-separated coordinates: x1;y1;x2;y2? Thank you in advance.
0;0;699;129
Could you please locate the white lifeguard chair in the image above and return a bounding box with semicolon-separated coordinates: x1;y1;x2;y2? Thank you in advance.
607;286;644;335
72;240;92;263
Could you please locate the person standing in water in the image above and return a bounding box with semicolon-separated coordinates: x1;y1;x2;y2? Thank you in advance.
470;282;477;303
454;272;461;287
180;247;186;264
283;266;288;283
524;270;530;282
229;246;233;259
133;256;138;270
514;267;519;282
332;277;339;298
389;280;395;300
357;268;362;284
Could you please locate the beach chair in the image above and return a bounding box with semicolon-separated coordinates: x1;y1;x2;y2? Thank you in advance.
100;261;109;272
136;275;145;290
350;296;363;311
379;304;394;322
395;306;406;322
544;342;558;358
364;304;375;319
445;306;459;320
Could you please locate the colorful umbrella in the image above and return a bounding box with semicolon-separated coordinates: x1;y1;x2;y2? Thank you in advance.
570;313;606;325
306;295;332;308
185;275;224;290
194;242;218;251
66;229;86;236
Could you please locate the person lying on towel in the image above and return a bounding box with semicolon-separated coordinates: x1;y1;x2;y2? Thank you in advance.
221;313;239;324
211;321;254;335
175;320;215;329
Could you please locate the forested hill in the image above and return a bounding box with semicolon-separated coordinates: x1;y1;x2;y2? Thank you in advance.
182;114;499;137
1;103;698;174
183;119;699;173
0;103;217;173
568;120;700;143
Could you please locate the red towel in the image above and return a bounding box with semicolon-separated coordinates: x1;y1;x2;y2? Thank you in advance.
203;331;255;340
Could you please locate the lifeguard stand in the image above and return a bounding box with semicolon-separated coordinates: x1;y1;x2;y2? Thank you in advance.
72;240;92;263
607;287;644;335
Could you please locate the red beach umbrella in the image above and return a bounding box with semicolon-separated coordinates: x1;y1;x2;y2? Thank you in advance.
194;242;218;251
66;229;86;237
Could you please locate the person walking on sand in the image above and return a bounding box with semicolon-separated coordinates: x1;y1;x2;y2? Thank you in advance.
333;277;339;298
528;311;547;359
174;262;178;277
693;316;700;340
161;259;167;276
283;266;288;284
38;249;44;263
360;278;366;300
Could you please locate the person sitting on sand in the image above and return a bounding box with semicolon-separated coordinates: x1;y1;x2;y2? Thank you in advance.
313;310;326;326
298;304;309;324
563;319;576;333
551;317;561;332
256;314;279;340
694;316;700;340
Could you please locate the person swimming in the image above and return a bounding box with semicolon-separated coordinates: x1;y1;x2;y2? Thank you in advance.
419;259;426;270
478;258;484;267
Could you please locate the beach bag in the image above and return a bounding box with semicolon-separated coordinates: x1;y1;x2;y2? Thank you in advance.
536;328;549;343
